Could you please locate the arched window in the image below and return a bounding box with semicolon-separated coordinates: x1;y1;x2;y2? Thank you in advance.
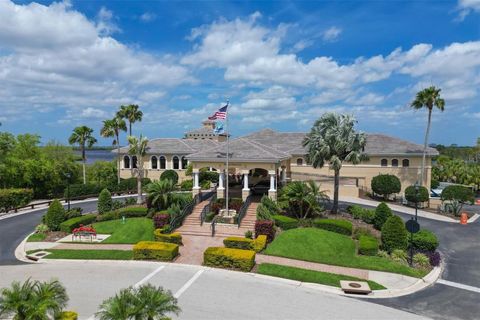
151;156;158;169
132;156;138;169
173;156;179;170
402;159;410;167
181;156;188;169
159;156;166;169
392;159;399;167
381;159;388;167
123;155;130;169
296;158;303;166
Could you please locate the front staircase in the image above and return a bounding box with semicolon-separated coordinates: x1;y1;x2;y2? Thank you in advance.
177;199;258;238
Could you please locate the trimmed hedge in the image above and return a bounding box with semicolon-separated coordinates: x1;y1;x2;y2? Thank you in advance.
358;235;379;256
313;219;353;236
133;241;179;261
273;215;298;230
405;185;429;203
411;229;439;252
153;229;182;245
117;206;148;218
224;237;254;250
381;215;408;253
203;247;256;271
96;211;118;222
0;188;34;212
255;220;275;242
59;311;78;320
59;214;97;233
253;235;267;252
374;202;393;230
65;183;102;198
371;174;401;199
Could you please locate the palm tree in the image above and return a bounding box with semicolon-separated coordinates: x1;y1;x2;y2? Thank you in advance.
68;126;97;184
101;117;127;185
146;179;176;210
279;180;328;219
117;104;143;136
0;278;68;320
128;135;149;204
303;113;367;214
411;86;445;186
96;284;180;320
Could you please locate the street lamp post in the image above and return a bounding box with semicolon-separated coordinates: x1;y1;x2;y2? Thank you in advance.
414;181;419;221
65;173;71;211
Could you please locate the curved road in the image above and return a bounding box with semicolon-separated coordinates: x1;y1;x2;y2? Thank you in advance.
0;199;479;319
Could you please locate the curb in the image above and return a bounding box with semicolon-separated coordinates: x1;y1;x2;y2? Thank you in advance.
14;232;38;264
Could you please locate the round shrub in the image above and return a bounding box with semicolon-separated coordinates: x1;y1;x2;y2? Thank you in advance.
255;220;275;242
405;185;429;203
160;170;179;184
413;253;430;270
391;249;408;264
153;212;170;229
44;199;66;231
381;215;408;253
180;179;193;191
97;188;112;214
371;174;401;199
411;229;439;252
374;202;393;230
427;251;441;267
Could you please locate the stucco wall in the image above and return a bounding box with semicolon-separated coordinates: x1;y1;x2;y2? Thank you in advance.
119;154;190;182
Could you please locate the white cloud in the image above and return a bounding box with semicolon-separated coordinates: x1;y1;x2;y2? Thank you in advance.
322;26;342;42
140;12;156;23
457;0;480;20
96;7;120;36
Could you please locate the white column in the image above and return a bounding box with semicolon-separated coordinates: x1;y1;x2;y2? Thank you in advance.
281;167;287;184
219;172;225;189
193;171;200;189
243;173;249;190
269;173;276;191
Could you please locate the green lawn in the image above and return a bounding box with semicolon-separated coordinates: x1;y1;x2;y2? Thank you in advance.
44;249;133;260
93;218;154;244
257;263;386;290
264;228;426;278
27;233;47;242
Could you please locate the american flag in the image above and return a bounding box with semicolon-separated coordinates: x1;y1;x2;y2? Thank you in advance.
208;104;228;120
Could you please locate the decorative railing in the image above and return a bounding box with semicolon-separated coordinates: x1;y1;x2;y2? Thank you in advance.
201;192;217;226
237;195;252;228
211;215;217;237
168;193;199;231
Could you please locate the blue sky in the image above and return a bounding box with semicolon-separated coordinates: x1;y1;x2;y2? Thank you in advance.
1;0;479;146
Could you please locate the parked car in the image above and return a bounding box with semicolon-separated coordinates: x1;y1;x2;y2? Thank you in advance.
251;180;270;195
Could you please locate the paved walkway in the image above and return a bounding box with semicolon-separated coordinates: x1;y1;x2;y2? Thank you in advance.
176;235;225;265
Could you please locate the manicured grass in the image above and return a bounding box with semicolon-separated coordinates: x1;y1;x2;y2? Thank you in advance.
93;218;154;244
264;228;426;278
44;249;133;260
27;233;47;242
257;263;386;290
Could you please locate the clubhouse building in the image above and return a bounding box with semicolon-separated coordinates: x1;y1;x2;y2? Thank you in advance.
118;121;438;201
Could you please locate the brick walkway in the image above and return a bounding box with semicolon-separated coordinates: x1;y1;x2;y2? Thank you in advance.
256;254;369;279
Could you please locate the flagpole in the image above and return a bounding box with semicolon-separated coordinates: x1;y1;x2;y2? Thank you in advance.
225;99;230;215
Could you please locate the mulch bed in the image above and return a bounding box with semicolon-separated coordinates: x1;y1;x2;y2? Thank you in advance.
324;212;381;238
43;231;68;242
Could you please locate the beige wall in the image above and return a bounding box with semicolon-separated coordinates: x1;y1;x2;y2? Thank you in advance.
119;154;189;182
290;155;433;193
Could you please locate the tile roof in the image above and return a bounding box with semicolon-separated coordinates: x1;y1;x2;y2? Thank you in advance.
117;138;219;155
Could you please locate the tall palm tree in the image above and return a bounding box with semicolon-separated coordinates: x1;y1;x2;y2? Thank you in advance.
96;284;180;320
117;104;143;136
411;86;445;186
146;179;176;210
68;126;97;184
303;113;367;214
101;117;127;185
128;134;149;204
0;279;68;320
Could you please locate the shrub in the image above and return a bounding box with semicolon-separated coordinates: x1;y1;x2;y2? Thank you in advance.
124;197;137;206
117;178;151;193
352;227;374;240
160;170;179;184
348;205;364;219
111;200;124;210
35;224;49;233
253;235;267;252
431;179;440;189
0;188;34;212
348;205;375;224
404;185;429;203
65;183;102;198
59;214;97;233
256;204;273;221
360;209;376;224
201;180;211;189
153;212;170;229
117;206;148;218
96;211;118;222
223;237;254;250
272;215;298;230
377;250;389;259
212;198;243;214
254;220;275;242
133;241;179;261
260;195;281;215
199;171;219;183
97;188;113;214
59;311;78;320
381;215;408;253
371;174;401;200
44;199;66;231
358;235;379;256
205;211;216;222
180;179;193;191
153;229;182;245
441;185;475;216
410;229;439;252
313;219;353;236
203;247;255;271
244;230;253;239
374;202;393;230
413;253;430;270
65;207;83;220
391;249;408;264
426;251;441;267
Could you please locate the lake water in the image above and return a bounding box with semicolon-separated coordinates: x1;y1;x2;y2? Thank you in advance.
75;149;116;164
